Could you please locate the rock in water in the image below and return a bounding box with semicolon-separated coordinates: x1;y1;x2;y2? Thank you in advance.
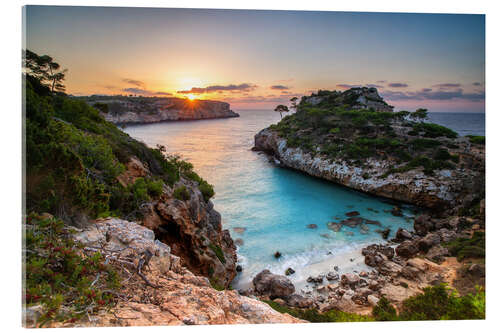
306;224;318;229
274;251;282;259
285;268;295;276
346;211;360;217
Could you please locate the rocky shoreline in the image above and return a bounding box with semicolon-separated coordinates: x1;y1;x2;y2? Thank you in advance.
238;211;484;315
253;127;483;210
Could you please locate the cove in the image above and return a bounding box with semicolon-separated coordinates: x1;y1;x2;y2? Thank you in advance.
124;110;417;291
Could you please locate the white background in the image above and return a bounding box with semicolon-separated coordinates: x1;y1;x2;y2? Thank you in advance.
1;0;498;332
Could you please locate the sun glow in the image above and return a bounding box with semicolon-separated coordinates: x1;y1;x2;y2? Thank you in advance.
186;93;197;100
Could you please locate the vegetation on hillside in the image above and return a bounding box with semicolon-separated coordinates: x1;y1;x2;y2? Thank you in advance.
444;231;485;262
372;284;485;321
269;90;466;176
24;49;214;222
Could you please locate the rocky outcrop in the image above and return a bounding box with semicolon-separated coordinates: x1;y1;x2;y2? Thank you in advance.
88;97;239;124
302;87;394;112
254;128;483;209
119;157;237;288
28;218;303;327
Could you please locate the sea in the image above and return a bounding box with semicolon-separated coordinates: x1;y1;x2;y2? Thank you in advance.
123;111;485;291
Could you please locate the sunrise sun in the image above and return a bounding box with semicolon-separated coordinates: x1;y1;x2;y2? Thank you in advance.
186;93;197;100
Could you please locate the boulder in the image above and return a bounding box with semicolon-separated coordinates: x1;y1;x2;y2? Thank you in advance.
376;228;391;239
395;228;412;241
307;275;324;284
391;206;403;217
326;272;340;281
396;240;419;258
437;228;458;243
367;294;380;307
327;222;342;232
236;265;243;272
401;266;420;280
414;214;433;236
274;251;282;259
341;217;364;228
425;245;449;263
341;273;360;289
285;268;295;276
346;211;360;217
362;244;395;267
417;233;441;252
378;261;403;276
468;264;485;277
252;270;295;299
286;294;313;308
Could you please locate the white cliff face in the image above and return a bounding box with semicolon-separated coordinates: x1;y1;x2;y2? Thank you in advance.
93;98;239;124
254;128;483;209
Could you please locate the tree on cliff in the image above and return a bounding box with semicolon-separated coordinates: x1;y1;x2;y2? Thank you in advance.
290;97;298;111
23;49;67;93
274;104;289;119
410;108;428;122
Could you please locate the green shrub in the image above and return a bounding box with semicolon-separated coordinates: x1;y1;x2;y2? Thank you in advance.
264;300;372;322
467;135;485;145
24;213;121;326
410;123;458;139
373;284;485;321
444;232;485;261
411;138;442;150
173;185;190;201
208;243;226;264
372;297;398;321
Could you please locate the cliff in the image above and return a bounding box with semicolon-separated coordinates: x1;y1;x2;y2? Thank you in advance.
254;88;485;210
80;96;239;124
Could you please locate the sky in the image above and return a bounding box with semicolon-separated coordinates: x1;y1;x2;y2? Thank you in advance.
24;6;485;112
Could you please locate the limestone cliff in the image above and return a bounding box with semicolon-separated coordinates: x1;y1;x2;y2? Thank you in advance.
83;96;239;124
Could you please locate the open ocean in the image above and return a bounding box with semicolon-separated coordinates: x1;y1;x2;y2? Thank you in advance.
124;110;484;290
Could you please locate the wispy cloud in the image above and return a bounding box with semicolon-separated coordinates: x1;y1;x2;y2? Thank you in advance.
388;83;408;88
122;87;172;96
336;84;360;89
122;78;145;87
433;83;461;89
177;83;257;94
381;88;484;102
270;85;290;90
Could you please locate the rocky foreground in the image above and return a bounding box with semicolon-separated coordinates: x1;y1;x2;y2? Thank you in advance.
80;96;239;124
25;218;303;327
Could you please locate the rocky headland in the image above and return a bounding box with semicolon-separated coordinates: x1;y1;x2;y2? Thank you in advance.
79;96;239;124
254;87;484;210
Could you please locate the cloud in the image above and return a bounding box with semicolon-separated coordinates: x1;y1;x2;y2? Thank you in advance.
177;83;257;94
381;88;484;102
388;83;408;88
225;92;300;104
270;85;290;90
473;82;482;86
366;84;384;89
433;83;461;89
336;84;361;89
122;78;145;87
377;80;387;83
122;87;172;96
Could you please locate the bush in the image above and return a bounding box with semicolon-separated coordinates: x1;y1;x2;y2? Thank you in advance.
173;185;190;201
445;232;485;261
372;284;485;321
467;135;485;145
372;297;397;321
264;300;372;322
410;123;458;139
25;213;120;326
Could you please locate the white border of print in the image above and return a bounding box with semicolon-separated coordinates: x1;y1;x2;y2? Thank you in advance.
1;1;498;333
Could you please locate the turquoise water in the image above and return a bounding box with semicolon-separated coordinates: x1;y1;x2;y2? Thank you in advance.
123;110;417;289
